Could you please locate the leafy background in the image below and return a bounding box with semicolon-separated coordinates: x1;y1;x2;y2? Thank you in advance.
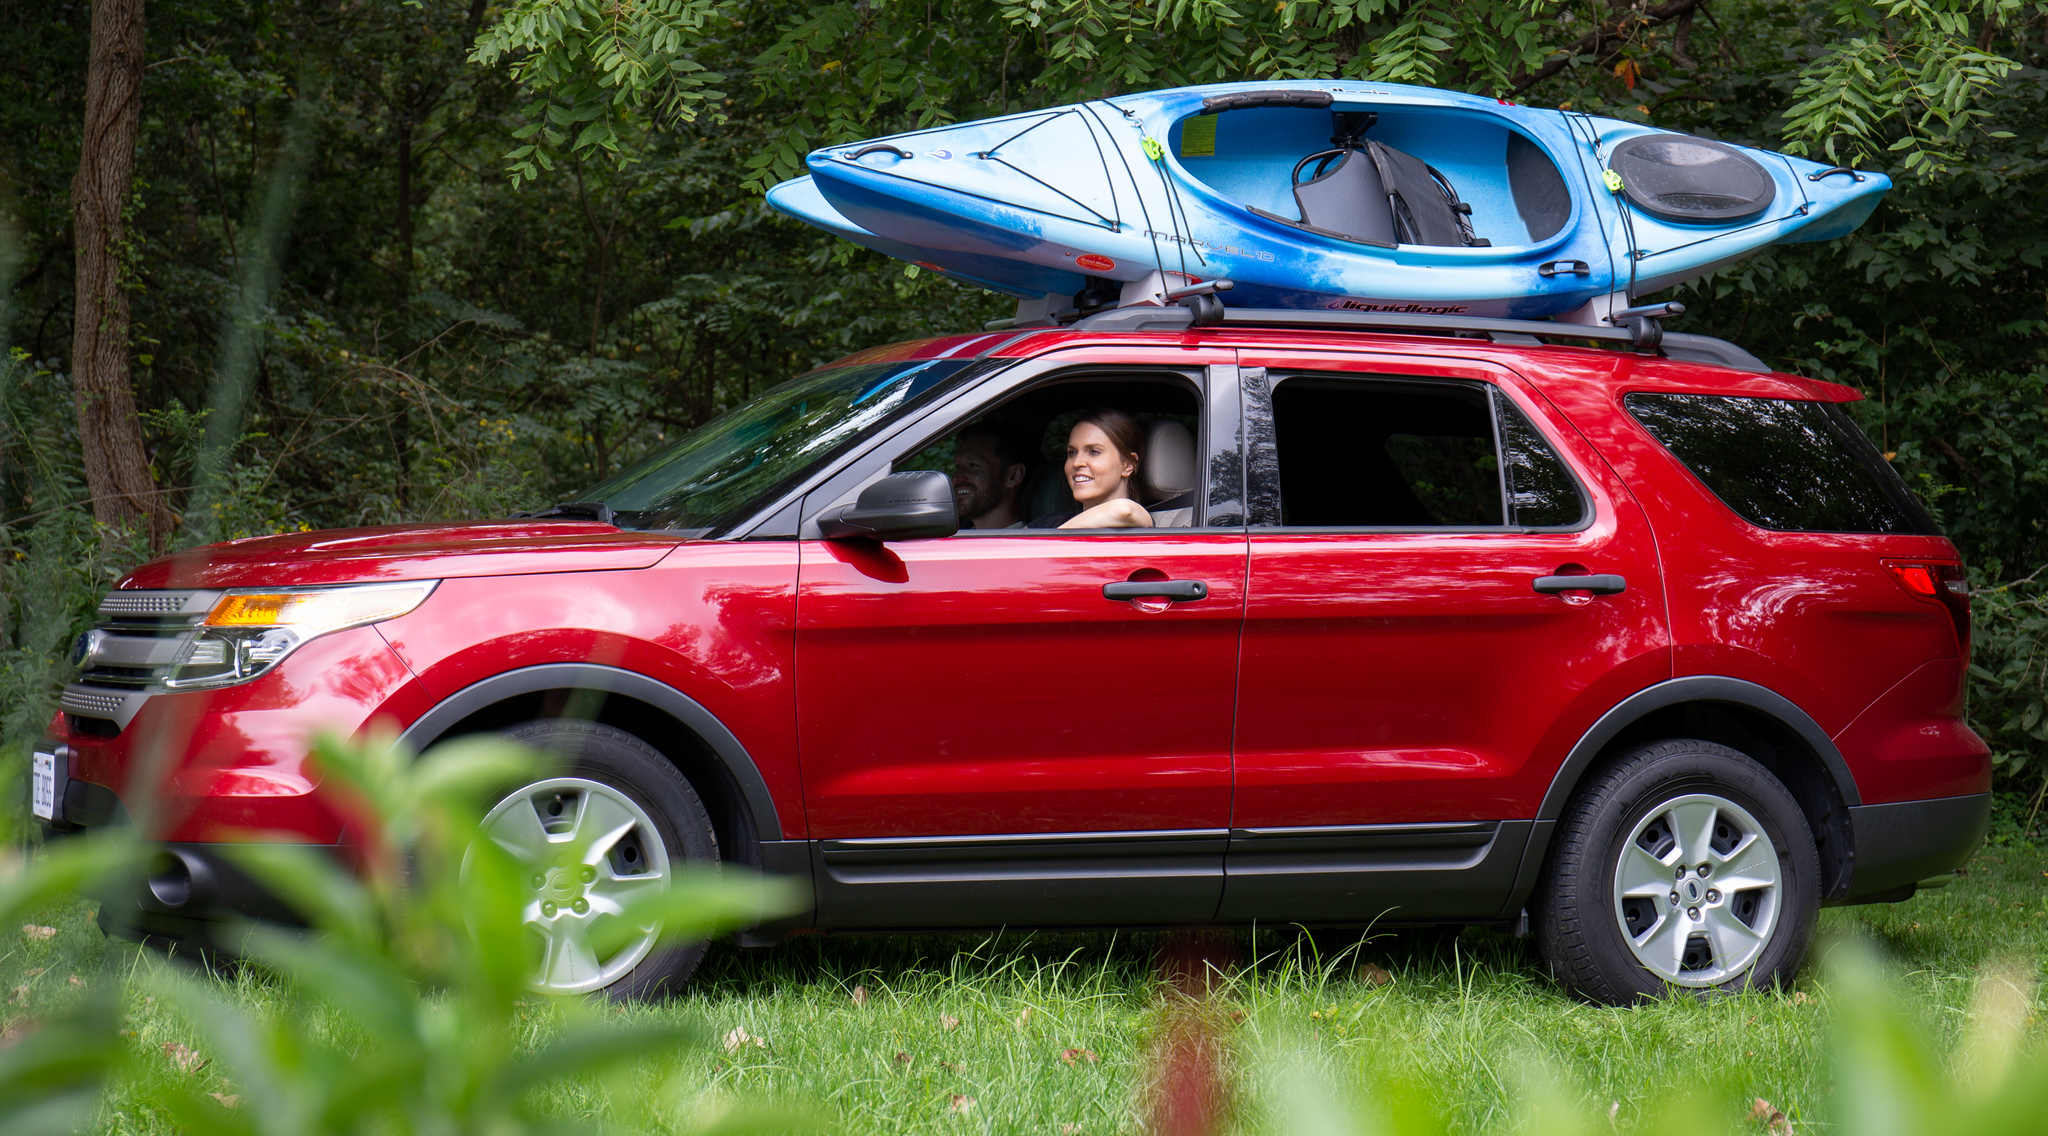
2;0;2045;837
1;3;2047;1130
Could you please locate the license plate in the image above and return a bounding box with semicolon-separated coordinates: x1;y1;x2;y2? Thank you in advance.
31;749;57;820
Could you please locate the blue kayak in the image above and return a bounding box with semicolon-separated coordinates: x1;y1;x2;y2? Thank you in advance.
774;80;1888;321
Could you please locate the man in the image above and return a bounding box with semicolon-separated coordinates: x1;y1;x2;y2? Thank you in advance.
952;421;1035;529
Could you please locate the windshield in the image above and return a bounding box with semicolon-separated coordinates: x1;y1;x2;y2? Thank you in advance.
580;359;978;532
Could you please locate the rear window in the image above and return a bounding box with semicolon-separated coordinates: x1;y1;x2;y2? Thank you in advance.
1624;393;1935;534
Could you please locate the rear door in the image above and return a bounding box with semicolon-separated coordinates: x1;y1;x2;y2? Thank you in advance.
1224;348;1671;923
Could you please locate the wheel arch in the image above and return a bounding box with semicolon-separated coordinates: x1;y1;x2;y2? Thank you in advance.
1530;676;1861;904
394;664;784;872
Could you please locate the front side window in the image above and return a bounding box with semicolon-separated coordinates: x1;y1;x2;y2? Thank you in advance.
893;374;1205;531
1266;376;1585;529
579;359;977;531
1624;393;1933;534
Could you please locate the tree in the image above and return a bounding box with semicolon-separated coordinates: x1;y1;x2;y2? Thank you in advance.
468;0;2045;191
69;0;168;544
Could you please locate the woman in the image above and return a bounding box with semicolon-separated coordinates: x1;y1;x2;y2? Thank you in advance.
1030;408;1153;529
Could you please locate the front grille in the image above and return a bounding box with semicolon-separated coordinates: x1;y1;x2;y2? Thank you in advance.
66;589;216;724
76;670;153;690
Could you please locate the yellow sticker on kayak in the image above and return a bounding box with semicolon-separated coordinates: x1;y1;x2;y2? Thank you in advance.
1179;116;1217;158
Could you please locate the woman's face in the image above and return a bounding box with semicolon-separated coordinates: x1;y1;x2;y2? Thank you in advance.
1066;421;1136;508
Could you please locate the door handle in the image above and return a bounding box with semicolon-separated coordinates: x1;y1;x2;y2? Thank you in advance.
1533;573;1626;596
1103;580;1208;602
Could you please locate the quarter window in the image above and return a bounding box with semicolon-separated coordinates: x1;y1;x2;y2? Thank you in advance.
1499;397;1587;528
1625;393;1930;534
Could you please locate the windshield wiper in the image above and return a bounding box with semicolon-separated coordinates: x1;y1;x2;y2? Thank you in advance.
517;501;616;525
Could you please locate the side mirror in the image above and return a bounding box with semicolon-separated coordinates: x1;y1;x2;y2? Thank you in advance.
819;471;959;541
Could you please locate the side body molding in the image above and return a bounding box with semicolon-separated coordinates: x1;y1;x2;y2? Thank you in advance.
394;663;785;843
1536;675;1862;820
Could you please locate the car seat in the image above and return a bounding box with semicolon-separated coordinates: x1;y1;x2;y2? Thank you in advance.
1138;419;1198;527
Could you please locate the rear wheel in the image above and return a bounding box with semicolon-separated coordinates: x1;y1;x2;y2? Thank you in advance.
483;719;718;1000
1534;739;1818;1004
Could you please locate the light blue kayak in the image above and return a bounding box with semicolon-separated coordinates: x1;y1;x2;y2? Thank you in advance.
775;80;1889;321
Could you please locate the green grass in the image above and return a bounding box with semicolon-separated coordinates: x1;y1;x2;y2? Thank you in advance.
7;844;2046;1134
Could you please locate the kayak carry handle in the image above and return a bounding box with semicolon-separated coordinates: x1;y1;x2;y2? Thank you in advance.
1201;90;1335;114
1807;166;1866;182
846;144;914;162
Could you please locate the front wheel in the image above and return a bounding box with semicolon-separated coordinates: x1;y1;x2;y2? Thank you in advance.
480;720;719;999
1534;739;1819;1005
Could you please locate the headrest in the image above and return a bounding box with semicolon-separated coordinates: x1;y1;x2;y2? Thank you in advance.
1138;419;1197;502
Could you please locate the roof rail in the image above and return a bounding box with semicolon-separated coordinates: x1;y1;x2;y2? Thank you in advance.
1063;304;1772;374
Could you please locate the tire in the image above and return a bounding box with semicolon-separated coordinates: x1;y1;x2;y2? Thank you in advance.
484;719;720;1000
1533;739;1819;1005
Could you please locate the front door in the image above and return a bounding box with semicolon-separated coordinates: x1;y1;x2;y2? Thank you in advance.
796;363;1249;928
1223;350;1670;923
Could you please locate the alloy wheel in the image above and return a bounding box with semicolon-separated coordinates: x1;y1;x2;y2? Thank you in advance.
1611;792;1782;987
480;776;671;994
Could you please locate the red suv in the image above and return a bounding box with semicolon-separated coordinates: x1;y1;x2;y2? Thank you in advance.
36;306;1989;1004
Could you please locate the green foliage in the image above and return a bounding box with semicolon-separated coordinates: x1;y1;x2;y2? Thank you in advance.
0;838;141;1136
0;352;149;799
1781;0;2036;176
1230;937;2048;1136
142;730;798;1135
0;731;799;1135
472;0;730;184
477;0;2048;189
1972;570;2048;787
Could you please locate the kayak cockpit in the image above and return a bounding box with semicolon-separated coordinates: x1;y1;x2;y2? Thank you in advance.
1164;100;1576;252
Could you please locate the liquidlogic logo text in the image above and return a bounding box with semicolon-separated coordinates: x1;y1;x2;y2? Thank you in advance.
1328;299;1472;315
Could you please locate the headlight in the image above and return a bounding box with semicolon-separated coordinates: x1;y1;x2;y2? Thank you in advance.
165;581;437;690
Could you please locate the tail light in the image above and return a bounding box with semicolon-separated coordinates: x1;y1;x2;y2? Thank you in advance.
1883;560;1971;659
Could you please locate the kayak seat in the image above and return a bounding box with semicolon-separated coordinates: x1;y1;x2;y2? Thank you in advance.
1290;149;1398;246
1278;141;1491;248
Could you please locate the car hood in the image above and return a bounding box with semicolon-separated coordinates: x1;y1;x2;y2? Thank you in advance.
118;521;687;590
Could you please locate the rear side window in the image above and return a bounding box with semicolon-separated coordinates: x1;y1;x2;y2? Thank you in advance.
1625;393;1935;534
1268;377;1586;528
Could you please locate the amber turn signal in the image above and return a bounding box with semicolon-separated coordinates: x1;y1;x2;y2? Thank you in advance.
202;582;437;632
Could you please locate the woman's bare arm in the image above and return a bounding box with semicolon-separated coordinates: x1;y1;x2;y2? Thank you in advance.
1059;498;1153;529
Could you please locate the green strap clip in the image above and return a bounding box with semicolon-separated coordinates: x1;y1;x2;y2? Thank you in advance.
1142;136;1165;161
1602;169;1625;192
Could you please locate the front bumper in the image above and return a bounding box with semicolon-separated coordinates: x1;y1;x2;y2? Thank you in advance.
95;842;313;947
46;623;431;845
1840;792;1991;903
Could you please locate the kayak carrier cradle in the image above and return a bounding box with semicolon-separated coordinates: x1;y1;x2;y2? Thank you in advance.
1018;292;1762;372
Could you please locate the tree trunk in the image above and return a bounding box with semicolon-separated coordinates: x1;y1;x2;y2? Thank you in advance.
396;117;413;297
70;0;168;545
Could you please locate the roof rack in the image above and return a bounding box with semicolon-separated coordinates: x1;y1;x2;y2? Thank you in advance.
1054;302;1772;374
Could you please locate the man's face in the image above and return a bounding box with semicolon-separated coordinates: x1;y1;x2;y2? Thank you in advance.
953;437;1020;521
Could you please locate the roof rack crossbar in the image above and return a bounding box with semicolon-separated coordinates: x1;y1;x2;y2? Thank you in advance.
1062;305;1771;373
